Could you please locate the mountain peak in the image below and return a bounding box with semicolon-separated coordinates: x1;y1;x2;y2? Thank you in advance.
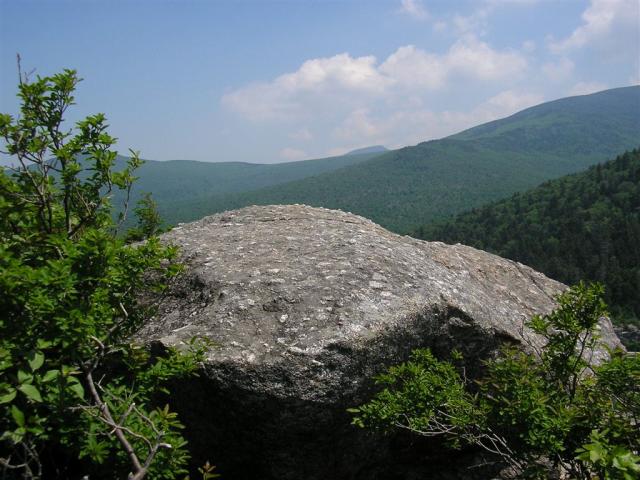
345;145;388;156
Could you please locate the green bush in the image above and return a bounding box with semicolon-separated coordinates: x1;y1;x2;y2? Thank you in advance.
0;69;208;479
350;283;640;478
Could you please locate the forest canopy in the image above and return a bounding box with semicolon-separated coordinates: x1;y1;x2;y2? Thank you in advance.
414;149;640;331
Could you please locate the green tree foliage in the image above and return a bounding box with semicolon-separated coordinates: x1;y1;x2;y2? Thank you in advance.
415;149;640;336
0;69;207;479
125;192;164;242
350;283;640;479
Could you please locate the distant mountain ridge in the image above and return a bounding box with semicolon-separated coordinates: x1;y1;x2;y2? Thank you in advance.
160;86;640;232
345;145;388;156
113;149;386;223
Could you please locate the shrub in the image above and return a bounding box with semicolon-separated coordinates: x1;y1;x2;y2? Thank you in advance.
350;283;640;478
0;68;207;479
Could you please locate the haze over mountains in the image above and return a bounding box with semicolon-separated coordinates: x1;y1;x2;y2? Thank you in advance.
121;86;640;233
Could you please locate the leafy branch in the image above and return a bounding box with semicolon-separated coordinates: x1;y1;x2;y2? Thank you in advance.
350;283;639;478
0;65;212;479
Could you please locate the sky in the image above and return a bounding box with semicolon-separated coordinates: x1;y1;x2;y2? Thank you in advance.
1;0;639;164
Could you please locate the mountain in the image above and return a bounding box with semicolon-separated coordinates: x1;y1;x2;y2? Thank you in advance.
413;148;640;335
161;86;640;232
114;149;386;221
345;145;388;156
450;86;639;151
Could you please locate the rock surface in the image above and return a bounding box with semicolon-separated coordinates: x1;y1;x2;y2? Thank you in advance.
140;204;622;479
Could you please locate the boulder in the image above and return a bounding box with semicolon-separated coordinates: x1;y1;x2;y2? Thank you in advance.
139;205;622;479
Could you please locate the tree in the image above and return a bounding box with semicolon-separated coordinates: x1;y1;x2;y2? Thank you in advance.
350;283;640;479
0;67;208;479
125;193;164;243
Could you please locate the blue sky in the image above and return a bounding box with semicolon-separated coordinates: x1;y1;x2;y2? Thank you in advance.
1;0;638;164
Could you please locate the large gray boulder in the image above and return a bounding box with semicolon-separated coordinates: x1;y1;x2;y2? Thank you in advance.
140;205;621;479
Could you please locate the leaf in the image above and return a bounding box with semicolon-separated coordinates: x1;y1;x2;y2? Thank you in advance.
27;351;45;371
19;383;43;402
42;369;59;383
0;388;17;404
67;378;85;399
36;339;52;350
17;370;33;384
10;405;25;427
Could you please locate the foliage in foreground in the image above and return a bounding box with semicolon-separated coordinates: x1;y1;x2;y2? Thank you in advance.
0;68;208;479
350;283;640;479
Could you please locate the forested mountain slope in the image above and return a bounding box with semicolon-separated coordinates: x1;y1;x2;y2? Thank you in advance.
451;86;638;156
164;86;640;232
414;148;640;326
114;150;384;211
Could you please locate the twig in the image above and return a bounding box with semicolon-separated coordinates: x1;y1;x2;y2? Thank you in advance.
83;369;145;477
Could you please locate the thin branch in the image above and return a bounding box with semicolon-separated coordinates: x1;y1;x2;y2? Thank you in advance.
13;144;50;233
0;456;28;470
83;369;144;476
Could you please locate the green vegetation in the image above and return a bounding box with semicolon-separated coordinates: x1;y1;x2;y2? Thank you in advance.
124;193;165;243
1;65;637;479
414;149;640;336
0;70;208;478
350;283;640;479
112;149;384;229
163;86;639;232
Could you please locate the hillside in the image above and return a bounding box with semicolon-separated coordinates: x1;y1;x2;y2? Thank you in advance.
414;148;640;332
114;149;385;217
345;145;388;155
163;86;640;232
451;86;639;153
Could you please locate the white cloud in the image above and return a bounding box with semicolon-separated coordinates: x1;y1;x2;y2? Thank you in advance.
221;53;389;121
446;36;527;80
522;40;536;52
568;81;608;96
330;89;544;151
279;147;308;161
550;0;639;53
222;34;537;161
399;0;429;20
452;10;489;36
278;53;387;93
221;83;297;122
542;57;575;81
480;89;544;116
419;90;543;141
379;45;447;89
223;39;528;124
334;108;385;142
378;37;528;88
